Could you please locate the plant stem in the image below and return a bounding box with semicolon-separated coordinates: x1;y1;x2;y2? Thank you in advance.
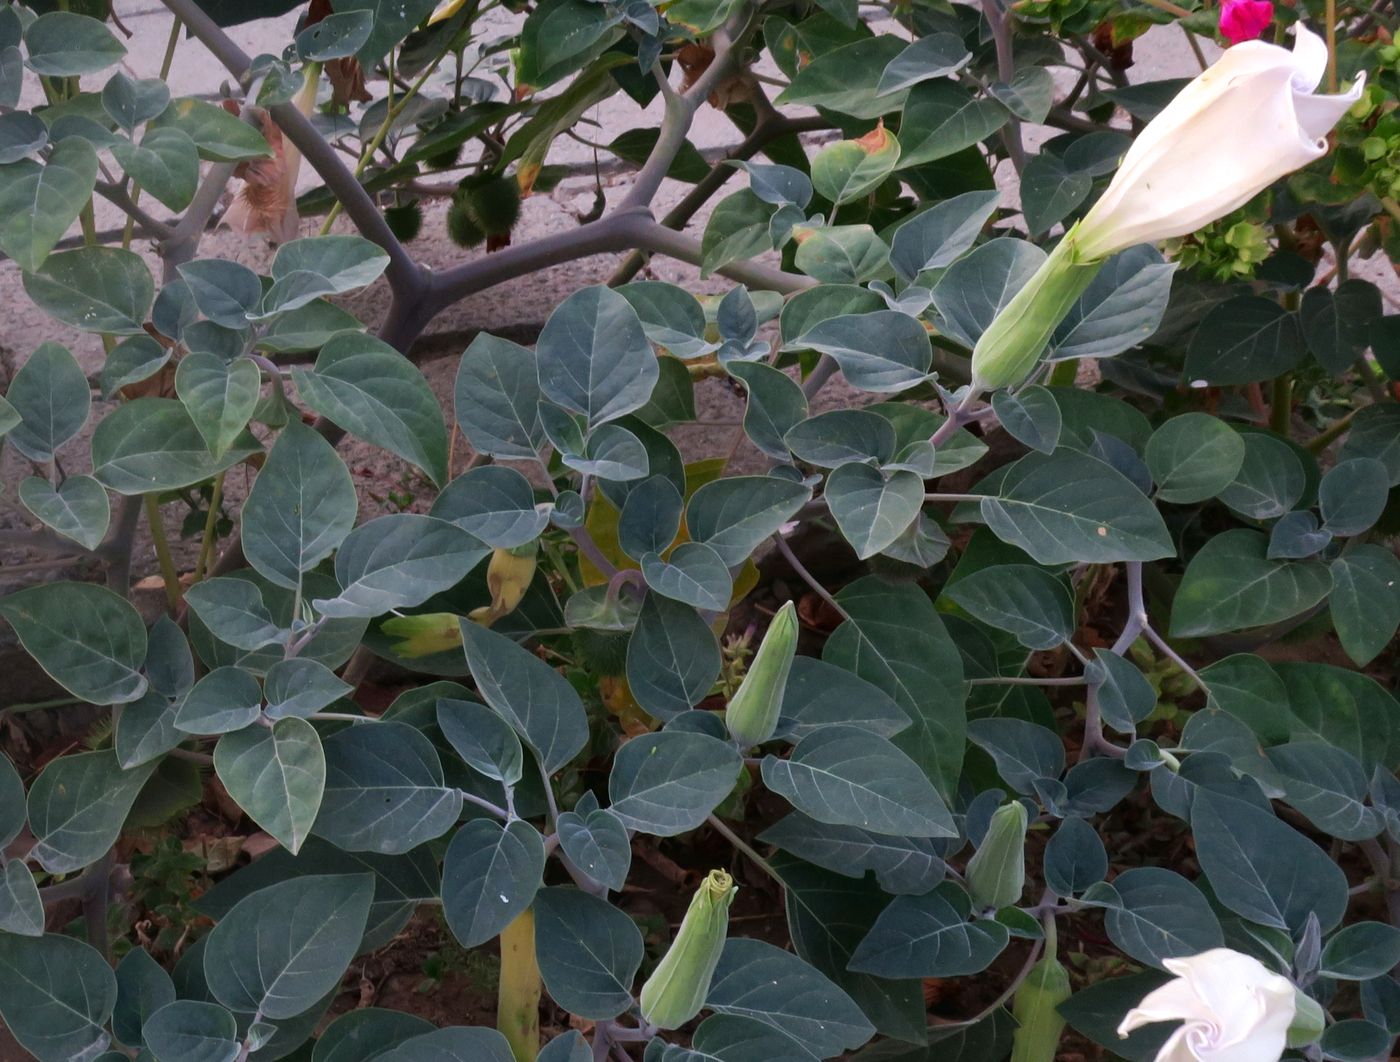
1307;408;1357;452
498;909;542;1062
772;534;849;622
1270;373;1293;436
707;813;780;882
191;470;225;585
143;495;182;612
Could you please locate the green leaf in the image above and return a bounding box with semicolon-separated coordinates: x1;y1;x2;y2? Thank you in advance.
793;224;891;285
1059;971;1174;1062
619;281;712;359
175;354;261;459
1043;816;1108;896
1184;295;1305;385
313;513;488;619
101;72;171;132
152;97;272;161
195;838;437;955
263;658;352;719
0;111;48;164
1046;246;1175;362
1217;431;1307;519
967;717;1064;793
1020;153;1091;237
459;620;589;773
100;334;170;398
785;409;897;470
811;125;901;205
0;753;24;849
142;1000;239;1062
824;577;965;799
3;340;89;460
1319;457;1389;536
774;855;927;1044
1278;662;1400;773
1330;546;1400;666
888;189;1000;281
707;937;874;1055
204;873;373;1019
453;333;543;459
777;35;908;118
27;749;156;873
992;385;1061;455
534;887;644;1020
0;934;116;1061
111;127;198;211
701;189;776;275
990;67;1055;122
1088;649;1157;732
0;581;147;704
897;80;1008;167
1339;404;1400;484
243;421;358;590
377;1027;516;1062
183;577;284;652
825;463;924;560
113;947;176;1049
774;658;909;743
215;718;325;854
0;859;43;936
685;1015;817;1062
295;10;374;59
848;885;1009;978
93;397;261;494
115;690;182;769
1145;413;1246;504
557;794;631;893
178;258;262;330
1267;741;1382;841
946;564;1073;650
431;465;548;548
315;721;462;854
608;729;741;835
686;475;811;566
876;32;970;94
1320;922;1400;980
311;1010;435;1062
175;665;263;735
791;310;932;393
536;285;657;427
1170;528;1331;637
625;591;722;720
762;725;956;838
931;237;1045;348
517;0;617;86
981;449;1173;564
760;813;943;894
438;698;524;785
442;819;545;948
259;299;366;353
23;245;154;334
19;474;110;550
1190;787;1349;934
1097;867;1223;969
24;11;124;74
641;542;732;612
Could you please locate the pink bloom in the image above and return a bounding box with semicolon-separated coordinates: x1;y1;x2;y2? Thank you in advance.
1219;0;1274;44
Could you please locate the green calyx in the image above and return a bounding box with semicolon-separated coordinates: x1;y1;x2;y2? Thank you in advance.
724;600;799;749
639;869;737;1030
1010;952;1071;1062
968;224;1103;393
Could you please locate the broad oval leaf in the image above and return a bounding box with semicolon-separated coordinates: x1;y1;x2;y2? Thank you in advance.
848;885;1010;979
92;397;262;495
442;818;545;948
214;717;326;855
1099;867;1223;969
3;341;89;461
0;933;116;1061
625;591;722;720
608;729;741;835
533;887;644;1020
19;474;110;551
27;749;156;874
1170;529;1332;637
685;475;812;566
23;245;154;335
537;285;658;427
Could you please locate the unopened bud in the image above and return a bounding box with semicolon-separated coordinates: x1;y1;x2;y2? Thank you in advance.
1011;953;1071;1062
1287;989;1325;1048
639;869;736;1029
470;545;538;627
724;601;798;749
382;612;462;658
967;801;1028;911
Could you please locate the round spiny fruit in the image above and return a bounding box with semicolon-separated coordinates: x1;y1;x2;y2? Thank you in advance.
459;172;522;236
384;201;423;242
446;190;487;248
423;142;463;171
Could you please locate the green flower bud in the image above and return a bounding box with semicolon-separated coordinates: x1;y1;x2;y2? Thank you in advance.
966;801;1028;911
724;601;798;749
1286;989;1325;1048
968;226;1103;393
1011;953;1071;1062
639;869;737;1029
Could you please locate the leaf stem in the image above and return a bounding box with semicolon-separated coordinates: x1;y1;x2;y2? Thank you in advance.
143;494;183;612
707;813;781;882
191;470;225;586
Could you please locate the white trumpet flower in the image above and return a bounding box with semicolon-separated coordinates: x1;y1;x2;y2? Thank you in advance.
1076;24;1365;259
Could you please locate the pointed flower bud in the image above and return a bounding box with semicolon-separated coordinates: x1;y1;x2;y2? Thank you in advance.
639;869;737;1030
966;801;1028;911
1011;953;1072;1062
470;544;538;627
724;601;798;749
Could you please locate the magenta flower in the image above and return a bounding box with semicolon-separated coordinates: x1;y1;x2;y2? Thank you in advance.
1219;0;1274;44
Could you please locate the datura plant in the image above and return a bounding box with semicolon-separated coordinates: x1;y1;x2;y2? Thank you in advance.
0;0;1398;1060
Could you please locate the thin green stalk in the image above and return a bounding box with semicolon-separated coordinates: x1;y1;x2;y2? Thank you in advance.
321;42;452;233
191;470;225;585
707;814;781;882
1307;408;1357;452
143;494;183;612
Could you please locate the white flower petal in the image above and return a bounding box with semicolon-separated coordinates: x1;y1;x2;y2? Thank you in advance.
1289;23;1329;94
1119;978;1215;1035
1157;1022;1214;1062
